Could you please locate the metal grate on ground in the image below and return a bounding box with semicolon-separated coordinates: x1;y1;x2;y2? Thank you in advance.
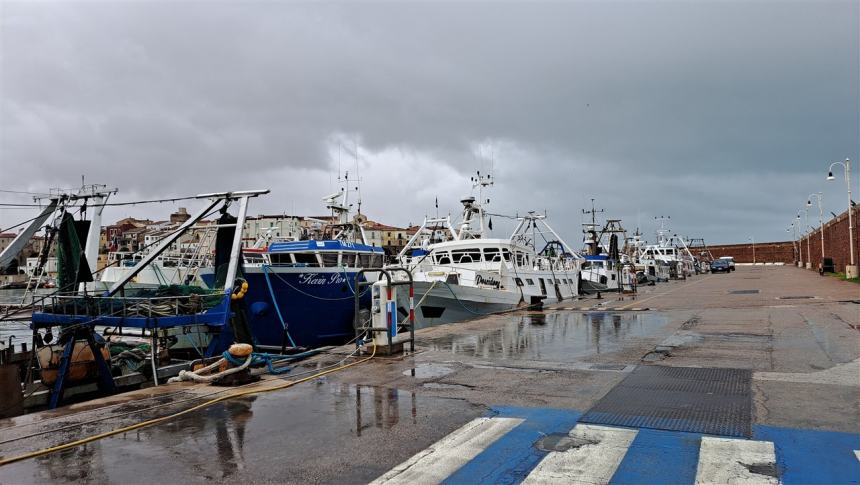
579;365;752;437
729;289;760;294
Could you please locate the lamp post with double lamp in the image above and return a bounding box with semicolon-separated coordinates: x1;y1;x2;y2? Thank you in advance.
748;236;756;264
827;158;857;278
807;193;824;272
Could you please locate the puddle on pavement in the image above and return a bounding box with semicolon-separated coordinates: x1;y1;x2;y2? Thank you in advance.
403;363;455;378
1;381;480;484
421;311;669;362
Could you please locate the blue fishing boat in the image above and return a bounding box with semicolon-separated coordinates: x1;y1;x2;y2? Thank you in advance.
221;173;386;349
238;239;384;348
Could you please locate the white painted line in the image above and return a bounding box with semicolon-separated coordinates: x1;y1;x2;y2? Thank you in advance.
854;449;860;462
522;424;638;485
695;436;778;485
371;416;524;485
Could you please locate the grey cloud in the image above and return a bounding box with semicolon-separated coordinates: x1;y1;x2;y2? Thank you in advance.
0;1;858;244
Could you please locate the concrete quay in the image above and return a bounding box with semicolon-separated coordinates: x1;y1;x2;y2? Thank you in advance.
0;266;858;484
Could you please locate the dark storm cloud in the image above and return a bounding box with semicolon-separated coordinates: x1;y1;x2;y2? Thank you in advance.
1;1;858;244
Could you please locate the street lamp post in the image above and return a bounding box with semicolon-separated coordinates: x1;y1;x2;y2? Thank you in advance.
827;158;857;278
803;205;812;269
794;214;802;267
749;236;756;264
807;193;824;272
787;227;797;264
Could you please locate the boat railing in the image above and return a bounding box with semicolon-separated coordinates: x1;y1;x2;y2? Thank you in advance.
34;292;225;320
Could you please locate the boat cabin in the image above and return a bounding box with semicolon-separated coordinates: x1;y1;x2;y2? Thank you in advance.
262;240;385;268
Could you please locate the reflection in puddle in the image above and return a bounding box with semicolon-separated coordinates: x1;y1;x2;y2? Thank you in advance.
422;311;668;361
9;382;422;484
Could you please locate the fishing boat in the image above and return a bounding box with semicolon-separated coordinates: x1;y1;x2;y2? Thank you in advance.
636;217;697;280
577;202;633;294
228;173;385;349
392;172;580;327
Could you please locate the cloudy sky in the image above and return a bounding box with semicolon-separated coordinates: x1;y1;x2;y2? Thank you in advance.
1;0;858;245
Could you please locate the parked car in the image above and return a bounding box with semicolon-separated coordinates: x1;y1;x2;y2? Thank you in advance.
710;259;731;273
719;256;736;272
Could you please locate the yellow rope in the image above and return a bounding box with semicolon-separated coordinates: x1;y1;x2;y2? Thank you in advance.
0;342;376;467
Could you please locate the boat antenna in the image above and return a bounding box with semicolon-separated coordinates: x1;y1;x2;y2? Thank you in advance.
354;139;362;215
582;198;604;226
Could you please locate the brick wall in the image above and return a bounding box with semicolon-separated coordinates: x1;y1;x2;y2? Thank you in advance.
708;205;860;271
708;241;795;264
797;205;860;273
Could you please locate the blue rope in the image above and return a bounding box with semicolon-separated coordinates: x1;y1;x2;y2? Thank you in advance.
221;348;323;375
262;264;297;348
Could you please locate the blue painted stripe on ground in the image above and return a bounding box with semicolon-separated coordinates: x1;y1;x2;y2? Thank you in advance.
441;406;581;485
754;425;860;485
609;428;702;485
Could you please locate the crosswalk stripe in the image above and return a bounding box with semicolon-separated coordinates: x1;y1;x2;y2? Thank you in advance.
370;417;524;485
695;436;778;485
521;424;638;484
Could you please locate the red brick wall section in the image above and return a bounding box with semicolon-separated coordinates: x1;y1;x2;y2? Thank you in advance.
708;242;795;264
798;205;860;273
708;206;860;271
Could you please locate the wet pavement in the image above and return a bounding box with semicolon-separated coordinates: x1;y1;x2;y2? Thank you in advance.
0;266;858;484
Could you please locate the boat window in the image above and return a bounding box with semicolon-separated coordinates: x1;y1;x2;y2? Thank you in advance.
342;253;357;267
293;252;319;266
245;253;265;264
515;252;526;267
451;249;481;263
446;273;459;285
483;248;500;262
515;277;524;287
501;249;512;262
320;252;339;267
268;253;289;265
437;252;451;265
357;254;371;267
369;254;382;268
525;278;535;285
556;279;562;284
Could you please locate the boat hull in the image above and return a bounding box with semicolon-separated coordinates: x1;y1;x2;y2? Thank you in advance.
238;267;372;348
411;281;524;328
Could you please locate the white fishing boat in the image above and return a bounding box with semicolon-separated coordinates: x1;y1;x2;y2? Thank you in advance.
636;217;697;280
577;203;634;294
392;172;581;327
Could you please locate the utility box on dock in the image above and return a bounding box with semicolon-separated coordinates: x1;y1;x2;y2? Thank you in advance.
354;268;415;356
